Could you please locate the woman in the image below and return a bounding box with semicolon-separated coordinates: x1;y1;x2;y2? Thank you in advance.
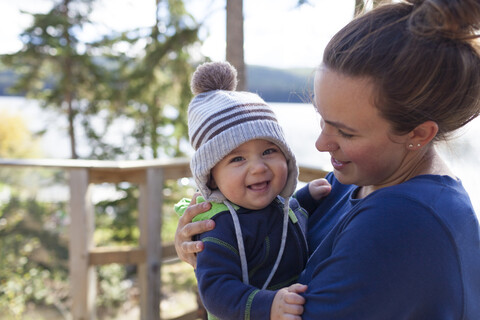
176;0;480;319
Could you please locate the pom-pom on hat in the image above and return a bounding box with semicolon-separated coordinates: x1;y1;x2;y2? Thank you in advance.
188;61;298;203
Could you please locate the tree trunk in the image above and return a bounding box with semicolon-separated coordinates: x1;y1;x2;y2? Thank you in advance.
67;96;77;159
61;0;77;159
226;0;246;91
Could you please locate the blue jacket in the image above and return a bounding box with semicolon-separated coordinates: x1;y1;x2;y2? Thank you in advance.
191;197;308;320
296;173;480;319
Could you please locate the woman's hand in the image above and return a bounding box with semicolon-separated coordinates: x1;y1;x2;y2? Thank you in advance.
174;193;215;268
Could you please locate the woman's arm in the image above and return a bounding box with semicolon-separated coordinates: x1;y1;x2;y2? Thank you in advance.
174;193;214;268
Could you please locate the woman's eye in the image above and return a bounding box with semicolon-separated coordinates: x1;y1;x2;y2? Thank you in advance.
338;130;354;138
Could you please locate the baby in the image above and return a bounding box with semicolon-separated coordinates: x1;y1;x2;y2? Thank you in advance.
175;61;330;319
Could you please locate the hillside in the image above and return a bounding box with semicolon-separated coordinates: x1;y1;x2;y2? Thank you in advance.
0;70;18;96
0;65;315;103
247;65;314;103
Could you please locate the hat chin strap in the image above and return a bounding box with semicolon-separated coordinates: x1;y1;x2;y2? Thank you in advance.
223;197;289;289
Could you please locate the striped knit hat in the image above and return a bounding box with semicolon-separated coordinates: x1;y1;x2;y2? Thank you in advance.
188;61;298;203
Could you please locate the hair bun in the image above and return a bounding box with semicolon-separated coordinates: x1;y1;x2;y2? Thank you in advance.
190;61;238;95
408;0;480;41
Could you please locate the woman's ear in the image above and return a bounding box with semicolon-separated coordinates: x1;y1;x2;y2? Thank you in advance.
407;120;439;149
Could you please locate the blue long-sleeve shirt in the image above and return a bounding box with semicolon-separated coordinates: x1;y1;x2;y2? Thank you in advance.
194;197;308;320
295;173;480;319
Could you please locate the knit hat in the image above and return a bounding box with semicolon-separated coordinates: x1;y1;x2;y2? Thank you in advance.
188;61;298;203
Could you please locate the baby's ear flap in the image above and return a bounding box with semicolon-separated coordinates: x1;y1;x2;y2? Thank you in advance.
207;174;218;189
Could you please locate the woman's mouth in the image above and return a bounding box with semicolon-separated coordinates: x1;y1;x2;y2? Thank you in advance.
331;157;349;170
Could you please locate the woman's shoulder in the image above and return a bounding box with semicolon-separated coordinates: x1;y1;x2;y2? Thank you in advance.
361;175;470;215
373;174;470;208
353;175;477;243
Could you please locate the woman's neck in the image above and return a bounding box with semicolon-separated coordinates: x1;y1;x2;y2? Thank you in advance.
357;146;454;199
410;146;455;178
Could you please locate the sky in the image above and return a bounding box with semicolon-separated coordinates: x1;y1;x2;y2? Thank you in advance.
0;0;356;69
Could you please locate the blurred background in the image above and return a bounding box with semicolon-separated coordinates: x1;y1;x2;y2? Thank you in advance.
0;0;478;319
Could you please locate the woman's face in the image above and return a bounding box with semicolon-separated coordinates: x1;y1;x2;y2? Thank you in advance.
314;68;412;191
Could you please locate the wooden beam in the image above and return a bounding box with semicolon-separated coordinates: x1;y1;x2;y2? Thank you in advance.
89;247;146;265
88;243;177;266
0;158;326;183
89;169;146;184
298;165;329;182
161;243;178;261
0;158;191;171
69;168;96;320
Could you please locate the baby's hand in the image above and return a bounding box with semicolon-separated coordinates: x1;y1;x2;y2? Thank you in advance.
270;283;307;320
308;178;331;201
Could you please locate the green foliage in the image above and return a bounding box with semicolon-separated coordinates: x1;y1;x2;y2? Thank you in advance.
0;196;69;319
95;184;141;245
161;179;196;242
1;0;106;159
0;173;195;317
94;179;195;246
96;265;129;312
0;0;202;316
87;0;200;160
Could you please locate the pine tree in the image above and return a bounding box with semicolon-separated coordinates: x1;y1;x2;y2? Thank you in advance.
1;0;106;159
104;0;200;159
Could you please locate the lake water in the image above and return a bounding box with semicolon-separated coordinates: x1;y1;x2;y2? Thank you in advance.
0;97;479;215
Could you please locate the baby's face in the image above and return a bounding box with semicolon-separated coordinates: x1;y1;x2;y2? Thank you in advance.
210;139;288;210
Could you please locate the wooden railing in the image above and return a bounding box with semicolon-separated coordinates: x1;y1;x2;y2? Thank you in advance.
0;158;328;320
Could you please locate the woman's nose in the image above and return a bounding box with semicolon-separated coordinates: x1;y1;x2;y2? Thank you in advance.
315;131;338;152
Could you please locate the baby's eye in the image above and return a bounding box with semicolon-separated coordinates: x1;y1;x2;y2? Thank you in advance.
230;156;244;163
263;148;278;155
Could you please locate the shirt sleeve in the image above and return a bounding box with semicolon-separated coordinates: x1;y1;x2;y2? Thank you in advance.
301;194;462;319
195;212;277;320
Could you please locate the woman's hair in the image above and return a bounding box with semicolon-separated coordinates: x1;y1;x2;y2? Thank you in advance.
323;0;480;141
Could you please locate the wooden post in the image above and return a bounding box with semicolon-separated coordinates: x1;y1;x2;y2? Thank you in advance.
138;168;163;319
69;168;96;320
